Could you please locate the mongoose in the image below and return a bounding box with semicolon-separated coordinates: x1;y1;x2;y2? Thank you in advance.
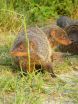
56;16;78;54
59;24;78;54
11;27;56;77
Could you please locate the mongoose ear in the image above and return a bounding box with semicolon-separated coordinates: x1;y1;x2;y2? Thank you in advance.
50;27;72;46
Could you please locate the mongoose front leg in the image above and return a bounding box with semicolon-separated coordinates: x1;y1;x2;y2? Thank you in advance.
44;62;56;78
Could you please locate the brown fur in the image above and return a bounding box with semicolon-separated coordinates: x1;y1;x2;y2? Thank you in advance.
41;25;72;48
11;27;56;77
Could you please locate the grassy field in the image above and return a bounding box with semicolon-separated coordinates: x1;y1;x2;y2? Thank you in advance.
0;0;78;104
0;32;78;104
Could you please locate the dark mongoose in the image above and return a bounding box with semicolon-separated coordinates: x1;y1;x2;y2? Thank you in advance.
57;16;78;29
57;16;78;54
59;24;78;54
57;16;72;28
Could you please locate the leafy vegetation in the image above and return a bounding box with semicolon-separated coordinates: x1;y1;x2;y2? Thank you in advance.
0;0;78;31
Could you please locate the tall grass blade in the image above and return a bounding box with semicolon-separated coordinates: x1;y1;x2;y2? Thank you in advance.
23;16;31;72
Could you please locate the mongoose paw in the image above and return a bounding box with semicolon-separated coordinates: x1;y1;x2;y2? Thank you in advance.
50;73;56;78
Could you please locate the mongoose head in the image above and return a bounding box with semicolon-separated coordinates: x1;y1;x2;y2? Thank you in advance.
50;27;72;46
41;24;72;48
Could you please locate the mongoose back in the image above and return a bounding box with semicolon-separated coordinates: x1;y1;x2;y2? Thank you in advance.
57;16;78;29
57;16;72;28
11;27;56;77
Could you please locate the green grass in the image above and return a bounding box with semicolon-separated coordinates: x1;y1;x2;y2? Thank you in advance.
0;32;78;104
0;0;78;32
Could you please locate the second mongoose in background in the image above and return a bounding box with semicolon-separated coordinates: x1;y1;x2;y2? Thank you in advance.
57;16;72;28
